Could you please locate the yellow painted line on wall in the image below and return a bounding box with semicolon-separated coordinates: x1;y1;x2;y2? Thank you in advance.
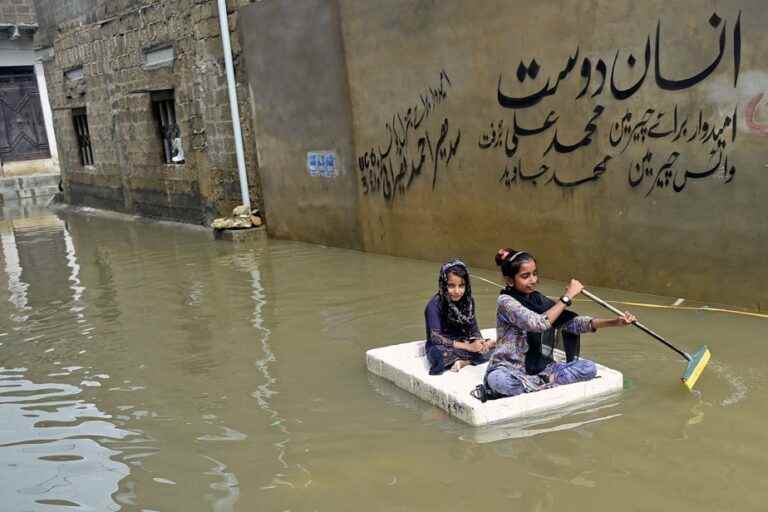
572;300;768;320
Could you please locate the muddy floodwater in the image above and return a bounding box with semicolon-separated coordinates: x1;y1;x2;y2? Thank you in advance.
0;202;765;511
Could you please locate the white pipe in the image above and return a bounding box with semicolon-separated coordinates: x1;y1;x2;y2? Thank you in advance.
217;0;250;211
34;61;59;164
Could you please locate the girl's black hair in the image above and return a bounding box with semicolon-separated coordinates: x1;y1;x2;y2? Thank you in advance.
495;247;536;278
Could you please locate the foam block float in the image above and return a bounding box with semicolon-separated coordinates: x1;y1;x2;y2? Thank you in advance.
366;328;624;426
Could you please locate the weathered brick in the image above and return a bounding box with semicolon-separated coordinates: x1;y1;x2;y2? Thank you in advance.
36;0;261;223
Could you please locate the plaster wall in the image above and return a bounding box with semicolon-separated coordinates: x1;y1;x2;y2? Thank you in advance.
241;0;768;310
343;0;768;310
238;0;361;249
0;38;35;66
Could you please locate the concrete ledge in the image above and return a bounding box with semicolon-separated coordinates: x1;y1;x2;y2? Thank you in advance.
49;203;211;234
213;227;267;242
0;159;58;177
367;328;624;426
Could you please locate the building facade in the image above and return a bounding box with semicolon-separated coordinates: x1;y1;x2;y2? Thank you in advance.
13;0;768;309
0;0;58;178
33;0;261;223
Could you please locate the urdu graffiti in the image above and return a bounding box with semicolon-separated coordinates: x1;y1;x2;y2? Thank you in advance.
482;11;743;197
358;70;461;202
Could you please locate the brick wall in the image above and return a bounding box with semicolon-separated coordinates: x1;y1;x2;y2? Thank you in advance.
36;0;260;224
0;0;37;25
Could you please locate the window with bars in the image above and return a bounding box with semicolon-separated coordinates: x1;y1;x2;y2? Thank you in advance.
71;108;94;166
151;90;184;164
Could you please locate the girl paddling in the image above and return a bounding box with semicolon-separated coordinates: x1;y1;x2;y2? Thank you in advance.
424;259;494;375
483;249;635;397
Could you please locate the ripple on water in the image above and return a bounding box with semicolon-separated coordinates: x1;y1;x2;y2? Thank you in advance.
366;372;625;443
709;360;749;407
0;369;133;511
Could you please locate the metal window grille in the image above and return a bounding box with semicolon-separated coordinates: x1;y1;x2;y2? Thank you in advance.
151;90;182;164
71;108;94;166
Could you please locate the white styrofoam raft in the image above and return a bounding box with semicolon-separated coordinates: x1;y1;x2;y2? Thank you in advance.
366;328;624;426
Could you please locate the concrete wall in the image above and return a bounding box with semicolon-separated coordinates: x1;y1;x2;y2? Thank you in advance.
240;0;768;310
238;0;361;248
34;0;261;224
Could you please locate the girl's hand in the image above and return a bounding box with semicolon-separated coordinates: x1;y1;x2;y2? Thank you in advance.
478;339;495;353
565;279;584;299
616;311;636;326
465;340;485;353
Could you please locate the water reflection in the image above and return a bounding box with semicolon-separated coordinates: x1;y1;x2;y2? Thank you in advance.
1;223;30;320
232;252;304;490
465;397;624;444
0;368;131;511
203;455;240;512
367;371;624;443
62;222;87;323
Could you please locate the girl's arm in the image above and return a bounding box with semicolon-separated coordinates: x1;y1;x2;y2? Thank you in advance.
561;316;596;334
561;313;636;333
469;310;482;340
425;299;453;347
589;312;636;330
468;310;494;351
543;279;584;325
430;329;483;353
498;296;552;333
425;298;483;352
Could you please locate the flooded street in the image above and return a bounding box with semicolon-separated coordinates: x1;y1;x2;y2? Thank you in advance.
0;203;765;511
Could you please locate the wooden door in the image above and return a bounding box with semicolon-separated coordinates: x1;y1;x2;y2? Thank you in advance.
0;66;50;163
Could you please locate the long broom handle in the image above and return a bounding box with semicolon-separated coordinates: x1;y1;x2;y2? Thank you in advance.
581;289;691;361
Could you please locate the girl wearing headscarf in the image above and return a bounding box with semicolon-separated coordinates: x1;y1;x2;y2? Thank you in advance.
482;248;635;397
424;259;494;375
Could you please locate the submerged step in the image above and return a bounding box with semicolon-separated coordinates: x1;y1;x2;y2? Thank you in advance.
367;328;624;426
0;173;60;190
0;173;60;204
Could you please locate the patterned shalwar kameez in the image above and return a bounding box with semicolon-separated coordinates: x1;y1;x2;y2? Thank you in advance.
424;295;488;375
485;294;597;397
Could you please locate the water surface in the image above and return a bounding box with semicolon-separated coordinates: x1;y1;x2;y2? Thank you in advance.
0;203;764;511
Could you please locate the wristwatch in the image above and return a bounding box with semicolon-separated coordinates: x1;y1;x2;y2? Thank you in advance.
559;295;572;307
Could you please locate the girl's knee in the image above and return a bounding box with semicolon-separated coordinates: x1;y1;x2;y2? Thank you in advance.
427;346;446;375
427;346;443;358
487;370;525;397
553;359;596;385
575;359;597;380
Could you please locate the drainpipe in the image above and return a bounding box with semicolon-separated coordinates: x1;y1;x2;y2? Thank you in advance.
217;0;251;211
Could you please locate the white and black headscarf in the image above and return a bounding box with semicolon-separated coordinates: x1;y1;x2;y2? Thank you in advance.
437;259;476;335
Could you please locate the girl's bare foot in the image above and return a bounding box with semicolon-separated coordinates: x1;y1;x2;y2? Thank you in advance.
450;360;471;372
